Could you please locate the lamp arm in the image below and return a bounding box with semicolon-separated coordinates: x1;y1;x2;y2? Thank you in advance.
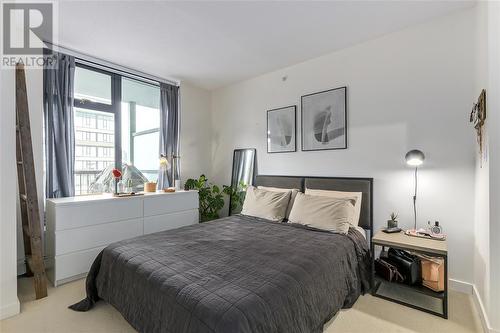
413;166;418;230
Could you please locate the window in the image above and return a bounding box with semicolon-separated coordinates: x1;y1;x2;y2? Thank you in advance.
121;78;161;182
74;66;112;105
73;63;161;195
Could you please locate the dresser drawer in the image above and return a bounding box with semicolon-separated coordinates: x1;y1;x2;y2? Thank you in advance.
54;218;143;255
144;209;198;234
51;247;104;286
144;191;198;216
53;199;143;230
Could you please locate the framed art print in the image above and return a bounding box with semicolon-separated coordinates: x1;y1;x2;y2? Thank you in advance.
301;87;347;151
267;105;296;153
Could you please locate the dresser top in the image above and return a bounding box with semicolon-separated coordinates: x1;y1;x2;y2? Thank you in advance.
373;230;447;255
47;190;197;206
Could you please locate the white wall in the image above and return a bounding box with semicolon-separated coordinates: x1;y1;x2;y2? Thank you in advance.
1;64;44;318
0;68;20;319
472;1;491;331
211;8;478;284
472;3;500;332
485;2;500;331
1;0;44;316
180;82;213;183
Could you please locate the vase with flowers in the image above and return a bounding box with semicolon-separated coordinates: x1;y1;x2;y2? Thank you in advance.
112;168;122;195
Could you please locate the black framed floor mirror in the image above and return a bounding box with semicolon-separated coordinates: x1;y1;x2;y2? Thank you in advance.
228;148;256;216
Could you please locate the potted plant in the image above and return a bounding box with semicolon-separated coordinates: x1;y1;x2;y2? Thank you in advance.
388;212;399;228
184;175;226;222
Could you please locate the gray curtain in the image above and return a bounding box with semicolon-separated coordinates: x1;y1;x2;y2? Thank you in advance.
44;51;75;198
158;83;180;189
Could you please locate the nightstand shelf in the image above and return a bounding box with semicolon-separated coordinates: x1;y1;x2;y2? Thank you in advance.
374;276;445;299
371;230;448;318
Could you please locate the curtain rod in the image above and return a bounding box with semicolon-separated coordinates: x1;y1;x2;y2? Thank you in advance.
44;42;180;87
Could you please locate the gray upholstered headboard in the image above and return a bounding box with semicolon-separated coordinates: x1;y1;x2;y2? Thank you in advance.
254;175;373;234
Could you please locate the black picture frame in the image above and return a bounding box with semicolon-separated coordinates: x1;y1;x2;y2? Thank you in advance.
267;105;297;153
301;86;347;151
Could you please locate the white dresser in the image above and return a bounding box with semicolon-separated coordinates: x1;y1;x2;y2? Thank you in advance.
45;190;198;286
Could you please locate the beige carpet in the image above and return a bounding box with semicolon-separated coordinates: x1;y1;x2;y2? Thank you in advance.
1;277;483;333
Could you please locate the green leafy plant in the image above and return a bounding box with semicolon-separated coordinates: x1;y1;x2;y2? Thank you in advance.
387;212;399;228
223;180;247;215
184;175;226;222
389;212;398;222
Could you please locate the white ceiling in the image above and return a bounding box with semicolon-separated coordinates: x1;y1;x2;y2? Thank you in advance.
55;1;475;90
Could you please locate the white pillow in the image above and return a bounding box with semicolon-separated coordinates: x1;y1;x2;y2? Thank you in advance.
305;188;362;226
241;186;291;222
257;186;299;219
288;193;355;234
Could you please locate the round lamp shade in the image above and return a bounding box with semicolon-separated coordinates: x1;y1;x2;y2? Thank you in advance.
405;150;425;166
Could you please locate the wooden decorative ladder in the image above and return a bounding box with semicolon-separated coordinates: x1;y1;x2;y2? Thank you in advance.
16;63;48;299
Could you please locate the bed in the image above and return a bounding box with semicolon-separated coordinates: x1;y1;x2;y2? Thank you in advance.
70;176;373;333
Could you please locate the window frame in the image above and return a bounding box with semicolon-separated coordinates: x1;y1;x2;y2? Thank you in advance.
73;61;164;194
74;63;122;170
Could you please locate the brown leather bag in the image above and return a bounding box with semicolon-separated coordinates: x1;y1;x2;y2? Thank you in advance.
375;258;404;283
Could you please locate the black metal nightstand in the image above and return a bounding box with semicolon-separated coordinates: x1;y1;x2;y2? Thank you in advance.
371;230;448;318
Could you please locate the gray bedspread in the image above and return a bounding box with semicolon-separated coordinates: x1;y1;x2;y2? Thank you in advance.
70;215;370;333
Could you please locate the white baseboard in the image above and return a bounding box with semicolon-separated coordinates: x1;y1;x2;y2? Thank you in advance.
449;279;500;333
472;284;499;333
0;300;20;320
449;278;473;294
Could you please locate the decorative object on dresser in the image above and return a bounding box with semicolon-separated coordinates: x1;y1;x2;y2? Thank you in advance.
469;89;486;161
144;181;157;192
159;154;181;190
267;105;296;153
159;154;170;190
405;149;425;231
45;190;199;287
112;168;122;196
371;230;448;318
301;86;347;151
228;148;256;215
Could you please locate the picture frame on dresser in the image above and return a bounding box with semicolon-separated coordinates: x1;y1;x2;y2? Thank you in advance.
301;86;347;151
267;105;297;153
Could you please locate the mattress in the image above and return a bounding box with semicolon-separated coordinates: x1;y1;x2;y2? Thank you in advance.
70;214;371;333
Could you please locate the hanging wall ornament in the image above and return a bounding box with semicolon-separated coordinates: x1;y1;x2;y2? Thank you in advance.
469;89;487;164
